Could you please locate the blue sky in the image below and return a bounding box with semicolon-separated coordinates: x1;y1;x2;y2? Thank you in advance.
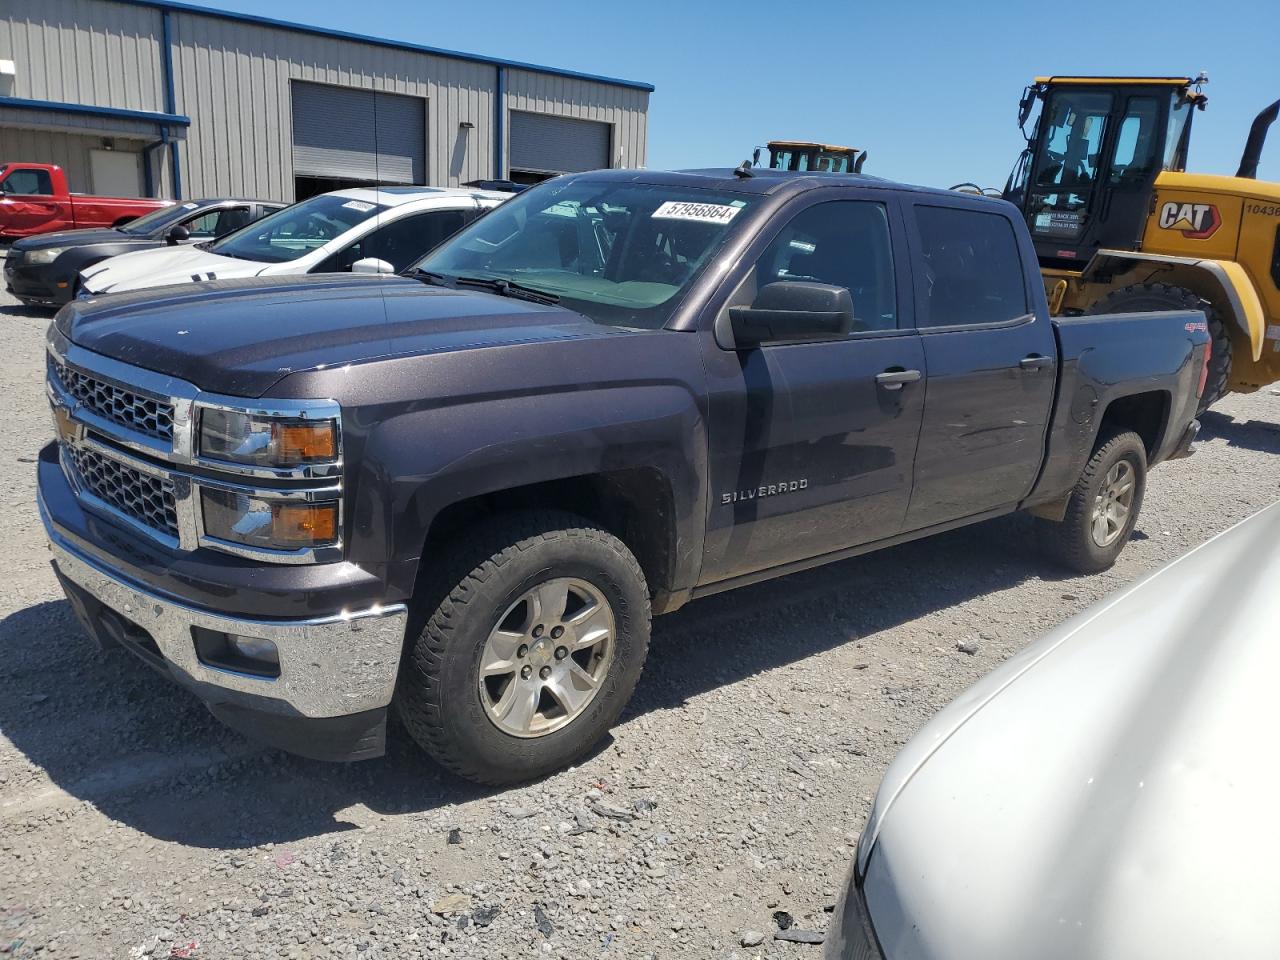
203;0;1277;187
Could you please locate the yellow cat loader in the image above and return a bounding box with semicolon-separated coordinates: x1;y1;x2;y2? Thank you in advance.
1002;75;1280;410
755;140;868;174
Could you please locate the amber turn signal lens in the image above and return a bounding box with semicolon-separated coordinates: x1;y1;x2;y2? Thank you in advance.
274;422;336;462
271;503;338;544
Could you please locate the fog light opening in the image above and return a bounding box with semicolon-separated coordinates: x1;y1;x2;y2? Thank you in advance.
193;627;281;678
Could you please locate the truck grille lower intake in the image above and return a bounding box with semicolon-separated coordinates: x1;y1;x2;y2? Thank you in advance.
66;444;180;540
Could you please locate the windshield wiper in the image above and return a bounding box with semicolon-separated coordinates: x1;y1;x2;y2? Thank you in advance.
403;267;456;288
455;275;560;305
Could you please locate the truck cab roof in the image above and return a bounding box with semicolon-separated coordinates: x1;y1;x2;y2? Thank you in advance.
578;166;1004;205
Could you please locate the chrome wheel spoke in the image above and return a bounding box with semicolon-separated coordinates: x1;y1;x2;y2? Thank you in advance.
532;580;570;623
1093;512;1111;544
566;601;612;650
546;665;599;716
480;629;524;677
495;680;541;734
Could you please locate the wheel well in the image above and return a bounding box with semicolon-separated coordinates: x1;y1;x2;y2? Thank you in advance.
422;469;677;597
1096;391;1169;458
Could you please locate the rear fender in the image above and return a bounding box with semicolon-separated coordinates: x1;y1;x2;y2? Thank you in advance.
1084;250;1266;361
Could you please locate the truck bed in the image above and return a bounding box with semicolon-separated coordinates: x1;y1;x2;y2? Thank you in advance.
1031;309;1209;506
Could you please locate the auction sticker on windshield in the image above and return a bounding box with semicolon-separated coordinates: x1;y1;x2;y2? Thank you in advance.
652;201;742;225
342;200;376;213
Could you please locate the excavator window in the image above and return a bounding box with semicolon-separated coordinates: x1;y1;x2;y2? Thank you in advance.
1110;97;1160;183
1035;92;1112;188
1163;94;1194;171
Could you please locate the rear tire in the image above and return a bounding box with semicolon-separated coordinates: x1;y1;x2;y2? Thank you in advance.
1086;282;1229;413
1037;429;1147;574
396;511;650;786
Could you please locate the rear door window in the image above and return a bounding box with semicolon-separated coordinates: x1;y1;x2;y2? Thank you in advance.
185;206;253;239
912;205;1029;328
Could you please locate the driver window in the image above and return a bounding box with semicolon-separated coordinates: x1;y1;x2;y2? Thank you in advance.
1;168;54;196
752;200;897;333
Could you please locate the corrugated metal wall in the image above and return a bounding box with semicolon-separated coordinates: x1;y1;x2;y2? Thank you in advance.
1;0;165;110
0;128;104;192
2;0;650;203
168;9;500;199
504;69;649;172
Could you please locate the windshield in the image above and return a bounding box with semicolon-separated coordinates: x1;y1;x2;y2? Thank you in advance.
208;194;387;263
119;202;192;236
414;179;755;328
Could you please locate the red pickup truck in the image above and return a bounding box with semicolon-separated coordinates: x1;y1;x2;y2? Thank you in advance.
0;162;171;241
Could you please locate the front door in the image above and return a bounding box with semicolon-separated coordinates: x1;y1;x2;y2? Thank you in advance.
699;196;927;584
0;166;63;235
904;200;1058;530
1091;93;1164;252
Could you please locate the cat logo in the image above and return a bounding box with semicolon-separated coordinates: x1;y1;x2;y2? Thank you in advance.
1158;201;1222;240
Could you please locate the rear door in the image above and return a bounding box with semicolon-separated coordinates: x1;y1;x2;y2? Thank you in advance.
699;192;927;584
903;199;1057;530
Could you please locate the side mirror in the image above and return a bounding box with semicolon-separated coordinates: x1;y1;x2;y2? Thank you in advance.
166;224;190;245
351;257;395;275
727;281;854;348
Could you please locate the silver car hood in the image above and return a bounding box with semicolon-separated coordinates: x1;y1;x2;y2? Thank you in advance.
862;500;1280;960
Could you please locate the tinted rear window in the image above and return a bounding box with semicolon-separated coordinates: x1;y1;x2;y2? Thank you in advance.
913;205;1028;328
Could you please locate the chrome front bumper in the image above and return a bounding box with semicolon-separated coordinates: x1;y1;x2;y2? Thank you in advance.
41;495;408;720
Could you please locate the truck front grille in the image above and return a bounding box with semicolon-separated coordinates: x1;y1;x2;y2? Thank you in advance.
50;356;174;443
67;445;180;540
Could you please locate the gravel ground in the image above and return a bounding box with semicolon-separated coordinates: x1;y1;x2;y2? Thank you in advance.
1;266;1278;959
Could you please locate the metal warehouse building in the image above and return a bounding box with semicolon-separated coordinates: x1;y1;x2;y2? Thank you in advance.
0;0;652;201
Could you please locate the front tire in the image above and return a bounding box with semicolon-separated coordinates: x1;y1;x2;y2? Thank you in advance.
396;511;650;785
1038;429;1147;574
1086;282;1230;413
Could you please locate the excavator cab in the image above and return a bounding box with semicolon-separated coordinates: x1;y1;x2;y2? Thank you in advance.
1003;76;1206;268
763;141;867;174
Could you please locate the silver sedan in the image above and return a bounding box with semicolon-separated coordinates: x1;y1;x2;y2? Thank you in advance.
827;500;1280;960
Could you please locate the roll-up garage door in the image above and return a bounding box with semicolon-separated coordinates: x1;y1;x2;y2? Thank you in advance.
509;111;611;175
292;81;426;183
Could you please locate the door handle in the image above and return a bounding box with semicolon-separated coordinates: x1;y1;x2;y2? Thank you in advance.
875;368;922;391
1020;355;1053;371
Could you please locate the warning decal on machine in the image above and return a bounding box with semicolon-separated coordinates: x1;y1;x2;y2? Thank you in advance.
652;201;742;225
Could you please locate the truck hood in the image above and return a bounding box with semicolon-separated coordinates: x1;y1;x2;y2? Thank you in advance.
861;500;1280;959
78;245;269;293
57;274;617;397
12;227;137;251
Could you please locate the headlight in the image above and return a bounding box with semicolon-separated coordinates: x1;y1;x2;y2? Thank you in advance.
200;489;339;551
198;408;338;468
27;247;67;264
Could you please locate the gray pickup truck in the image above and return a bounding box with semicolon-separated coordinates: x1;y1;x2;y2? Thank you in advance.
38;168;1208;784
